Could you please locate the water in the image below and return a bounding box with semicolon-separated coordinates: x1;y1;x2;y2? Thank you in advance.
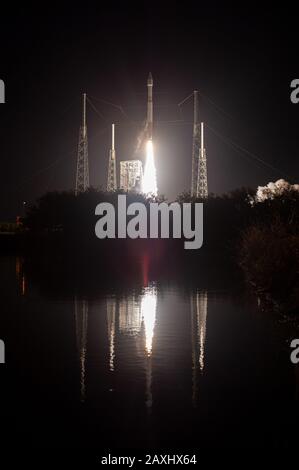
0;256;297;449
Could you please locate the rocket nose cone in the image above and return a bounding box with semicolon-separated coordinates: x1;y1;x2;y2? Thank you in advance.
147;72;153;85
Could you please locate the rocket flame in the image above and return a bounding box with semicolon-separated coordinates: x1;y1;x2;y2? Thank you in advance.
142;140;158;197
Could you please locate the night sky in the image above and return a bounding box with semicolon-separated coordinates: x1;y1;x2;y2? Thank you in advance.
0;3;298;219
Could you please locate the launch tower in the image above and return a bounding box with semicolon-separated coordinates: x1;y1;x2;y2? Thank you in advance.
107;123;117;191
76;93;89;194
191;91;208;198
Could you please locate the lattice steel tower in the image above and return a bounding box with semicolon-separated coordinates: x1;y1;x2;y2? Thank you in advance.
76;93;89;194
191;91;208;198
197;122;208;198
107;123;117;191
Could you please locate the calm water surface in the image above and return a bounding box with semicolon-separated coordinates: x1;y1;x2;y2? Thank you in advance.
0;256;297;449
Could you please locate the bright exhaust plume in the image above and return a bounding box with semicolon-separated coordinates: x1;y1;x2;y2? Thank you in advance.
142;140;157;197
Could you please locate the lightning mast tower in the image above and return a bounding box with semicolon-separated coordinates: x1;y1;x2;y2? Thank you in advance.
191;91;208;198
191;91;200;197
107;123;117;191
197;122;208;198
76;93;89;194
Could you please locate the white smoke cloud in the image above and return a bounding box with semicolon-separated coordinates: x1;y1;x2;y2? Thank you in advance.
254;179;299;203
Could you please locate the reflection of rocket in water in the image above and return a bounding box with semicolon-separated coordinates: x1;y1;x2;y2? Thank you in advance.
191;290;208;406
75;297;88;402
147;72;153;140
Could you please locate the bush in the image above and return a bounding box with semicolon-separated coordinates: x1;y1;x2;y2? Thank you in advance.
239;219;299;307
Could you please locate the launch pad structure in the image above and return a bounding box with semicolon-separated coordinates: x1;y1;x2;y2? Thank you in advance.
75;75;208;199
107;123;117;191
75;93;89;194
119;160;143;192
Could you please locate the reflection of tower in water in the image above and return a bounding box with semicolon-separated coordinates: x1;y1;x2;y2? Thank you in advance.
107;298;116;372
74;297;88;402
190;290;208;406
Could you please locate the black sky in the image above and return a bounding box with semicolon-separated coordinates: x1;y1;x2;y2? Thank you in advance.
0;3;298;219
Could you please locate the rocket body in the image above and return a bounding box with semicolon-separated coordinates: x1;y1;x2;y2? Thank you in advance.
147;72;153;140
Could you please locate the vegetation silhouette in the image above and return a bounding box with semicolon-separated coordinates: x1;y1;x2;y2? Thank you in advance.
4;186;298;312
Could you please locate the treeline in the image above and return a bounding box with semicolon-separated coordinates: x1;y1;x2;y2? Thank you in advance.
23;187;254;247
238;189;299;313
14;186;299;311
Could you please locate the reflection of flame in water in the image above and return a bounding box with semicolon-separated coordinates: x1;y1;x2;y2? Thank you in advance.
141;287;157;356
141;286;157;410
142;140;157;197
75;297;88;402
105;288;157;409
107;288;157;357
191;290;208;406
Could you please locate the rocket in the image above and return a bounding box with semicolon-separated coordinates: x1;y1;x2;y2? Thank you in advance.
147;72;153;140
